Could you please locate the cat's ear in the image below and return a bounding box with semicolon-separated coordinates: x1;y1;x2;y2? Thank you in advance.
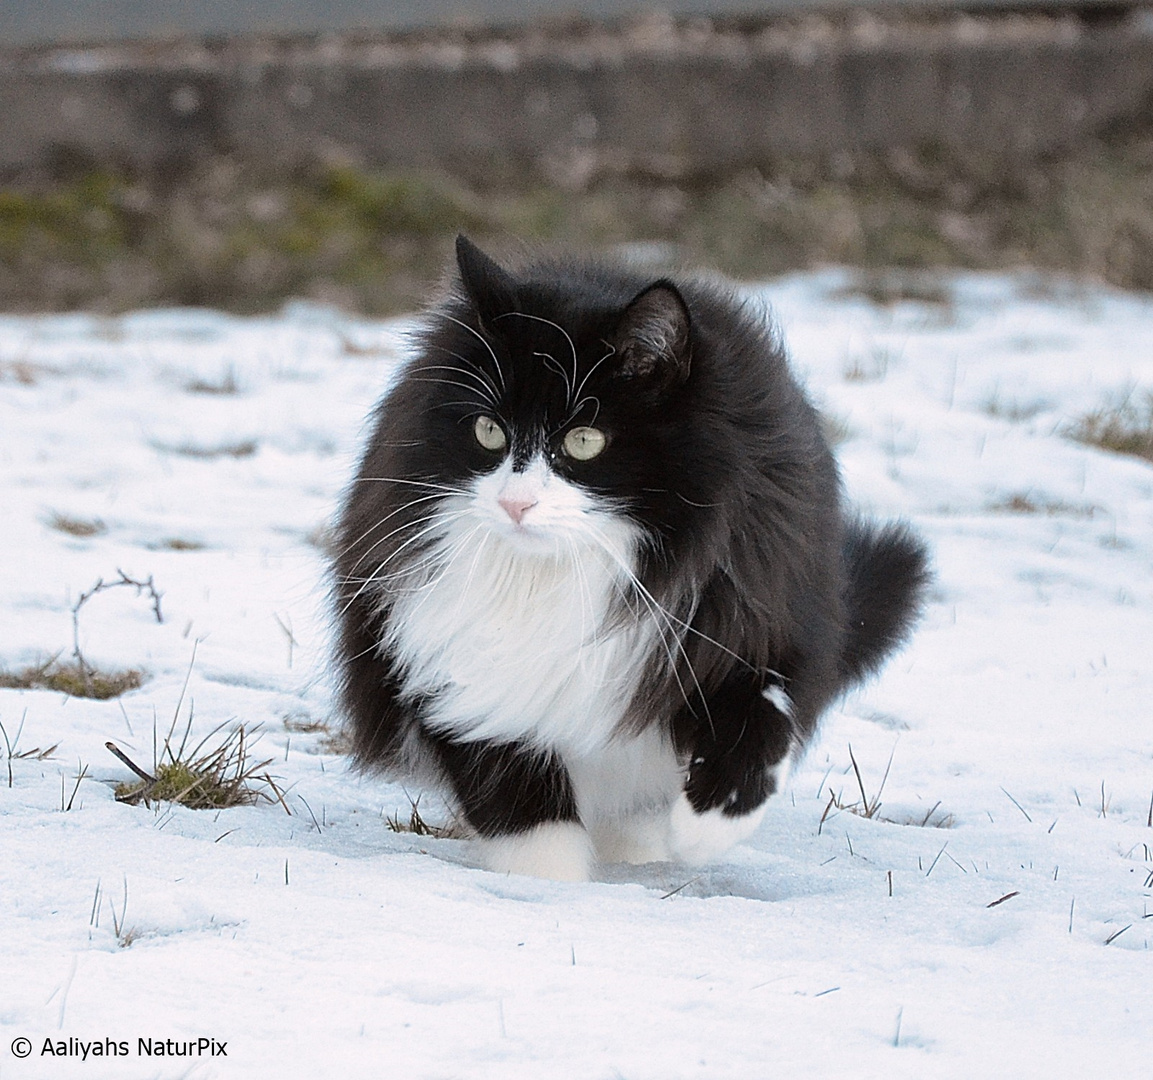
455;234;517;327
610;282;691;389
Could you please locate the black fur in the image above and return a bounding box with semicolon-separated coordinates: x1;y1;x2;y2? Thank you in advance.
332;236;929;844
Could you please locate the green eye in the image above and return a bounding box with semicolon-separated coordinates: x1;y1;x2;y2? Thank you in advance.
563;426;607;461
473;415;507;452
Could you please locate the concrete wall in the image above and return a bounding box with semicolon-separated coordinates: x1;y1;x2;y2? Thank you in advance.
1;1;1137;47
3;13;1152;183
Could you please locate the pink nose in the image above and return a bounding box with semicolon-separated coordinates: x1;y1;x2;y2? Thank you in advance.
498;495;538;525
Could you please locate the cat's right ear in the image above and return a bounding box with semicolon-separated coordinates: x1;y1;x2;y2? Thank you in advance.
455;235;517;328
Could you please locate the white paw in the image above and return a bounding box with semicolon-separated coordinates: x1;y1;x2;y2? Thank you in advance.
667;793;767;866
475;821;594;882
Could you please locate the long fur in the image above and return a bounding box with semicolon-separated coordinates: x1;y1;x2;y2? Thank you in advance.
332;237;929;878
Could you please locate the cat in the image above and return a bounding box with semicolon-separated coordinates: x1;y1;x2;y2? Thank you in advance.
332;235;929;882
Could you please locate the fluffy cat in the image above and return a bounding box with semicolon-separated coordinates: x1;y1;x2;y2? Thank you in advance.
332;236;928;881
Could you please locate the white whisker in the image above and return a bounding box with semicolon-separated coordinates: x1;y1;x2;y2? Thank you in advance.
426;346;504;402
345;510;450;581
432;312;508;393
534;350;573;402
331;492;454;563
415;364;499;407
495;311;579;408
573;342;616;406
339;510;468;616
354;476;469;495
583;523;713;730
410;376;497;405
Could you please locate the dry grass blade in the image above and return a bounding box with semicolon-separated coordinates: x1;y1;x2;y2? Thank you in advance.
848;743;871;814
1104;925;1132;946
660;875;703;900
986;891;1020;908
826;743;896;823
1;712;59;788
1000;786;1033;823
62;761;89;811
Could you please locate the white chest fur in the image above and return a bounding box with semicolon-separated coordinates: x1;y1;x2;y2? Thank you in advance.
382;459;656;757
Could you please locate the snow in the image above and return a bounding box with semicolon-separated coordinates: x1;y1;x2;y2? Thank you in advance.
1;272;1151;1078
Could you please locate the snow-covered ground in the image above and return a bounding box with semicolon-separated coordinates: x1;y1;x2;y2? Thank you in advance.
1;271;1150;1079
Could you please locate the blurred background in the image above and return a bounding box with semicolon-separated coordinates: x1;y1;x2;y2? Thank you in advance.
2;0;1151;313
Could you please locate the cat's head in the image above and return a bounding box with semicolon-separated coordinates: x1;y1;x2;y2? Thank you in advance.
387;236;714;561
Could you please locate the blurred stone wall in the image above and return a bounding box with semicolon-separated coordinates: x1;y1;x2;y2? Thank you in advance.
3;11;1152;185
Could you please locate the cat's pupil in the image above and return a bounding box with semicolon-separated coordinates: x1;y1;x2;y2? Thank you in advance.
563;426;607;461
474;415;507;453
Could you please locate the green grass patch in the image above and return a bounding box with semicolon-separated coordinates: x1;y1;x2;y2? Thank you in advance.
3;141;1153;314
111;722;278;810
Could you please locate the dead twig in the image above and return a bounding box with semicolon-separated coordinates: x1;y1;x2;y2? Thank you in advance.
71;571;163;693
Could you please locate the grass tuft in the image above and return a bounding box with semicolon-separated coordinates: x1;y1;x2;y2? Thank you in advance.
0;658;144;699
982;394;1049;423
843;346;896;384
1068;392;1153;463
384;793;462;839
110;722;277;810
149;537;207;551
157;439;259;460
281;712;353;755
818;743;953;830
47;512;108;538
185;367;240;395
987;492;1099;518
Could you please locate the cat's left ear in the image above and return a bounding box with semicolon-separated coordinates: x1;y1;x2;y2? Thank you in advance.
610;281;692;390
455;234;518;328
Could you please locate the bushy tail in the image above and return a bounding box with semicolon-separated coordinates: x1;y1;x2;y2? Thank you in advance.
840;519;930;688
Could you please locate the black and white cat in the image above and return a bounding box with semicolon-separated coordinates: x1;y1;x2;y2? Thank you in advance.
333;236;928;881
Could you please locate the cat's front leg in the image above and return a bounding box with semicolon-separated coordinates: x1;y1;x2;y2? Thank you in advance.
427;733;593;882
668;672;794;865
